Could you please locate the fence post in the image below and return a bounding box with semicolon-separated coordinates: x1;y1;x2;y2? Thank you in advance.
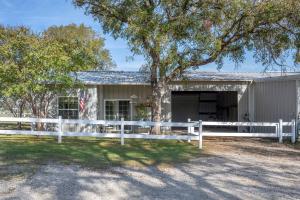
198;120;203;149
188;118;191;143
279;119;283;143
191;125;194;135
291;119;296;144
121;117;124;145
31;122;35;134
58;116;62;143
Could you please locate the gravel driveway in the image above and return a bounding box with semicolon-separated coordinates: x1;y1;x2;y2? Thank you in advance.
1;138;300;200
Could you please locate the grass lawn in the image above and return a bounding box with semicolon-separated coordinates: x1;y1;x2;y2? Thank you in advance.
0;135;201;169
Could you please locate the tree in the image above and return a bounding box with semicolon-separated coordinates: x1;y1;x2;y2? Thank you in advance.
0;25;114;128
0;96;27;129
0;26;36;121
44;24;115;70
73;0;300;133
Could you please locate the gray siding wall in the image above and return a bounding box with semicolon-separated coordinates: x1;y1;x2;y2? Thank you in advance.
254;80;296;122
253;79;296;133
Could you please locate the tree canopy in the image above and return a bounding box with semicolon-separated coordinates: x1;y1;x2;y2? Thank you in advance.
44;24;115;70
0;24;114;118
74;0;300;126
74;0;300;75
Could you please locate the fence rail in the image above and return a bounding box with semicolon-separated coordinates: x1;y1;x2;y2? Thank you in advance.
0;117;296;149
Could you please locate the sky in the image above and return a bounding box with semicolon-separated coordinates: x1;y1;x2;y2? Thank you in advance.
0;0;295;72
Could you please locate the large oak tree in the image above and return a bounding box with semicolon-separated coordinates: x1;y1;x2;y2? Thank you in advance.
74;0;300;132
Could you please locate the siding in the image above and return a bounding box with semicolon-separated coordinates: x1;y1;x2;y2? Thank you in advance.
254;79;296;133
103;85;151;100
254;80;296;122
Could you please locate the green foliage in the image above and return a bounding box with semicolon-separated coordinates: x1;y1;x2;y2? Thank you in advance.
0;24;114;117
135;103;151;120
44;24;115;70
74;0;300;78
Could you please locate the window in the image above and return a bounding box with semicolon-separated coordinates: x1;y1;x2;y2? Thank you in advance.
119;101;130;120
105;101;116;120
105;100;131;120
58;97;79;119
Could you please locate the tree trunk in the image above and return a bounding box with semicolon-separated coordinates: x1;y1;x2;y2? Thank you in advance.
35;111;47;131
31;102;44;131
151;86;162;134
151;81;166;134
17;106;23;130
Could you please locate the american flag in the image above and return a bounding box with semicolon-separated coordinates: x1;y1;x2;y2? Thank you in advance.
79;90;87;111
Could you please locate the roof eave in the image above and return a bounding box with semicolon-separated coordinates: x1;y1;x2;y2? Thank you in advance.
81;79;254;85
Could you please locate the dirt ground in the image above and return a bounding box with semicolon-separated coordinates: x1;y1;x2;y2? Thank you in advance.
1;138;300;200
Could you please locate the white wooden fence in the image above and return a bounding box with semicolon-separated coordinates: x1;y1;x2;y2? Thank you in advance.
189;119;296;144
0;117;296;149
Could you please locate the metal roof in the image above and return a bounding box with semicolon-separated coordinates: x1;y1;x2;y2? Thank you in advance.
73;70;300;85
73;71;150;85
181;71;293;81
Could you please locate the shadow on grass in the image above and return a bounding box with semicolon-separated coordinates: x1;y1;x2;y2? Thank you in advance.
0;135;201;169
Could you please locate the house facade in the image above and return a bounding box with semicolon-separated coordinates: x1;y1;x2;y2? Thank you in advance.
2;70;299;138
61;71;254;123
58;71;300;132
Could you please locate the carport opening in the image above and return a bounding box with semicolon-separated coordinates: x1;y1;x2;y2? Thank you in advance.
171;91;238;131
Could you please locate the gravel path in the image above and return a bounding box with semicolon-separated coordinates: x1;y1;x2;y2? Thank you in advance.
1;139;300;200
